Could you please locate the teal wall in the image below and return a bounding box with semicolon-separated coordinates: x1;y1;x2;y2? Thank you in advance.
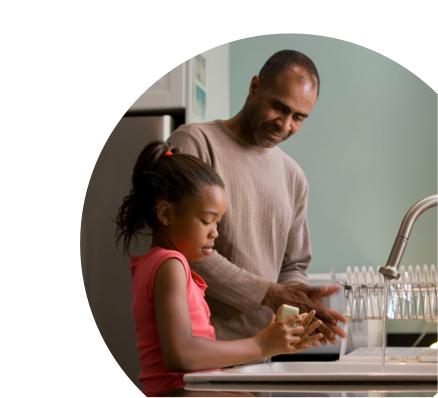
229;34;437;277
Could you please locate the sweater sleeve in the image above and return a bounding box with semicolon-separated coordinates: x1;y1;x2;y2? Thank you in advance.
277;177;311;286
168;128;271;316
189;250;270;316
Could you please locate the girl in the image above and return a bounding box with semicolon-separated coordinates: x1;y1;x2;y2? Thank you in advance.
116;140;323;395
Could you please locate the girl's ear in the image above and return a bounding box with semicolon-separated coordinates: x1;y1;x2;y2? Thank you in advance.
156;200;173;226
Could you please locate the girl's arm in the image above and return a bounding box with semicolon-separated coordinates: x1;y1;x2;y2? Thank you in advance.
154;258;322;372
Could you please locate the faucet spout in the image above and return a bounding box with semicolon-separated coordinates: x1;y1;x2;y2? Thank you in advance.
379;194;438;281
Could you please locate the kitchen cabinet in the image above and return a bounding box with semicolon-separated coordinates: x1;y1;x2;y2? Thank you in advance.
129;62;187;111
128;44;229;124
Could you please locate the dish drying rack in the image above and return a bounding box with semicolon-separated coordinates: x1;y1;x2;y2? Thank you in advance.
340;264;437;320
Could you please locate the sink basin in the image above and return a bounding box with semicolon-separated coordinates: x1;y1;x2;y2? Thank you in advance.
183;361;438;383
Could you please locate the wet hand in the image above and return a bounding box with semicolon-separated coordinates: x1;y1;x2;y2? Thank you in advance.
311;313;347;346
293;310;323;351
255;311;325;357
262;282;347;346
255;313;309;357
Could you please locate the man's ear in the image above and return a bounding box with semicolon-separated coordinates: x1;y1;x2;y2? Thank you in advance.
156;200;173;226
249;75;260;96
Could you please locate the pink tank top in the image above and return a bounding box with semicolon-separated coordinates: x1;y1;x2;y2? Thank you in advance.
129;247;217;394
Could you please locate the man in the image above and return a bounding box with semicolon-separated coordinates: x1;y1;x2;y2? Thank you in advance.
168;50;347;347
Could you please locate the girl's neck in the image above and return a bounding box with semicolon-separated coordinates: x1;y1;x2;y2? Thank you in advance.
151;230;176;252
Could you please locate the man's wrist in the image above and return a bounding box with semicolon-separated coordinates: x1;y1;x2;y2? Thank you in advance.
261;282;282;312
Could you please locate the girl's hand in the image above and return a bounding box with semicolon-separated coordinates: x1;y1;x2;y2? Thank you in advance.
254;310;323;358
293;310;323;352
253;313;308;358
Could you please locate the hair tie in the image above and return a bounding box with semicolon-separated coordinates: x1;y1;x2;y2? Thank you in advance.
163;151;173;157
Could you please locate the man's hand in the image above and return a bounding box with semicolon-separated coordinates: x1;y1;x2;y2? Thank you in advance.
261;282;347;345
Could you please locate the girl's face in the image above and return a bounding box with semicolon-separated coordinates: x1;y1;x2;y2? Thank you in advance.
167;185;227;262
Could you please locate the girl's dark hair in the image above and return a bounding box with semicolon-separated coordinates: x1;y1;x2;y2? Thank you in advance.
115;140;225;253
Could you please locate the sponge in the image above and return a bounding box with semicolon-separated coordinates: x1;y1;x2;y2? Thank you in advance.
276;304;299;326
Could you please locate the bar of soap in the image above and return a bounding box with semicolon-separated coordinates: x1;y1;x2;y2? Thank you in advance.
276;304;299;326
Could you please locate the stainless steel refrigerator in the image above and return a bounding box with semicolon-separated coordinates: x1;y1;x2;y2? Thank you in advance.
81;115;174;389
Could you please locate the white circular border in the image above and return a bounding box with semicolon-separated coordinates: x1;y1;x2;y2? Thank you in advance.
0;0;438;397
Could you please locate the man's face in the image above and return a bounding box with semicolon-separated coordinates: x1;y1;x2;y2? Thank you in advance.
245;66;318;148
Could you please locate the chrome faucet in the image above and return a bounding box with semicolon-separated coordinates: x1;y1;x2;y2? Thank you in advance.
379;194;438;281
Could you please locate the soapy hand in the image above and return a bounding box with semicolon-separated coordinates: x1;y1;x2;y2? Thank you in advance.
309;311;347;347
254;311;323;358
295;310;324;348
292;284;347;346
261;282;347;346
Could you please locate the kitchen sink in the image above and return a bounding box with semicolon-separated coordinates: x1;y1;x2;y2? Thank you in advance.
183;361;438;383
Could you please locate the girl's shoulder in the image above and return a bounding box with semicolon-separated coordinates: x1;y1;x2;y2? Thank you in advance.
142;246;187;262
130;248;192;301
130;247;190;278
